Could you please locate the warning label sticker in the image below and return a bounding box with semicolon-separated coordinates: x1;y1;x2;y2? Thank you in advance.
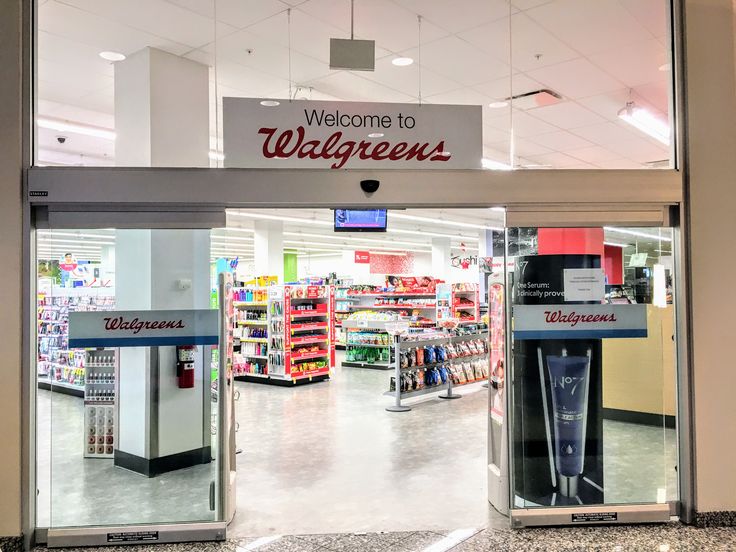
572;512;618;523
107;531;159;543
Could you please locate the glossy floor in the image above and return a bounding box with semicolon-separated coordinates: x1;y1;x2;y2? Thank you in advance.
37;352;677;533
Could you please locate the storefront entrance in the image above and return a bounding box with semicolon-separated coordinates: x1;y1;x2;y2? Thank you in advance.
28;196;682;545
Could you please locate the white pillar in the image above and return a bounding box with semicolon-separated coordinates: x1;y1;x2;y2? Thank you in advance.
115;47;209;168
254;220;284;283
113;48;211;476
431;237;451;281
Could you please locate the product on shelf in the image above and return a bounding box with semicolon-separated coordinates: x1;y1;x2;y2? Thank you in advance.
388;331;490;396
37;291;115;392
232;284;334;383
84;349;116;458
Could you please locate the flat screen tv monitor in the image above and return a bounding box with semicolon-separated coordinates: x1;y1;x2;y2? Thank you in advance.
334;209;387;232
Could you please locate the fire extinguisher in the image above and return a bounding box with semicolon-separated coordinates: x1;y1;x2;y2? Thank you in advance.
176;345;197;389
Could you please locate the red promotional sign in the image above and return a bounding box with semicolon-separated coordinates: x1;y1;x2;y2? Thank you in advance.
354;251;371;264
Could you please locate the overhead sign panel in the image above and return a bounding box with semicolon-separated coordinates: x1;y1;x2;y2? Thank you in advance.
223;98;482;170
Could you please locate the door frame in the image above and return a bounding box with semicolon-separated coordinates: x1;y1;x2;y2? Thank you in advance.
23;174;691;545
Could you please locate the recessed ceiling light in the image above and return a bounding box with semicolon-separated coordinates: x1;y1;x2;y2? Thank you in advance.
488;101;508;108
658;63;671;72
99;51;126;62
367;132;384;138
260;100;281;107
391;57;414;67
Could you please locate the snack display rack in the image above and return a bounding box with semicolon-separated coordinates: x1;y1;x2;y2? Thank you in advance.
451;283;480;323
234;284;335;386
384;329;490;412
37;290;115;397
342;284;439;369
83;349;117;458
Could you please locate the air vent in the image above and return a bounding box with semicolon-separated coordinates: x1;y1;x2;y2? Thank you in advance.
505;89;563;110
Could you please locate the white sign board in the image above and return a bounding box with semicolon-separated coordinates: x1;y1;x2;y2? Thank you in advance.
513;304;647;340
223;98;482;169
563;268;605;302
69;310;219;348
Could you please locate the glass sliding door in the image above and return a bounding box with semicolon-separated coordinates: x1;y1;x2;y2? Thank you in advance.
505;226;678;524
35;226;230;544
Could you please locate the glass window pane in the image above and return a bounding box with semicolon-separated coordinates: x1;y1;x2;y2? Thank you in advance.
506;226;677;509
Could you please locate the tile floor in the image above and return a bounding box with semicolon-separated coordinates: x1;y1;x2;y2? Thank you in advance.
37;352;677;536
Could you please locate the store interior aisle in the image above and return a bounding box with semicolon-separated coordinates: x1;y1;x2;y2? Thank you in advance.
229;350;497;536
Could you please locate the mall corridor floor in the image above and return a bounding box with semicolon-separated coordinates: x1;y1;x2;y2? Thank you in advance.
30;524;736;552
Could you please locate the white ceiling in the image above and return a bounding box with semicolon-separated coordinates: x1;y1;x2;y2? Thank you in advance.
37;0;672;169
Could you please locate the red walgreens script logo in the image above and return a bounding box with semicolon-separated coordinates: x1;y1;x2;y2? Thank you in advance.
104;316;185;335
544;310;617;327
258;126;451;169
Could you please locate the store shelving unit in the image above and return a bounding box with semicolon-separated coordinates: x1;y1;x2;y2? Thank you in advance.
342;318;396;370
37;290;115;397
342;289;438;369
384;330;490;412
83;349;117;458
334;285;357;349
232;287;270;378
235;285;335;386
451;283;480;323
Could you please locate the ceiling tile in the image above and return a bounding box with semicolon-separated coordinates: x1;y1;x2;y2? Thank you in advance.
525;151;585;168
482;126;511;146
402;35;509;87
497;12;578;72
565;145;621;164
304;71;415;103
215;58;290;96
512;136;553;157
599;158;648;169
510;110;558;137
38;30;113;77
424;87;490;106
526;101;605;129
56;0;236;49
342;50;460;99
578;88;666;122
634;81;671;115
619;0;669;39
245;7;345;63
38;57;113;96
589;39;668;88
526;58;623;99
40;1;191;57
525;0;654;56
299;0;449;53
571;121;669;162
210;29;332;83
455;18;509;66
393;0;511;33
473;73;544;103
529;130;594;151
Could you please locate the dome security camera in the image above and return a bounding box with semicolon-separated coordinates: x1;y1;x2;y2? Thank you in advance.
360;179;380;194
56;135;68;144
